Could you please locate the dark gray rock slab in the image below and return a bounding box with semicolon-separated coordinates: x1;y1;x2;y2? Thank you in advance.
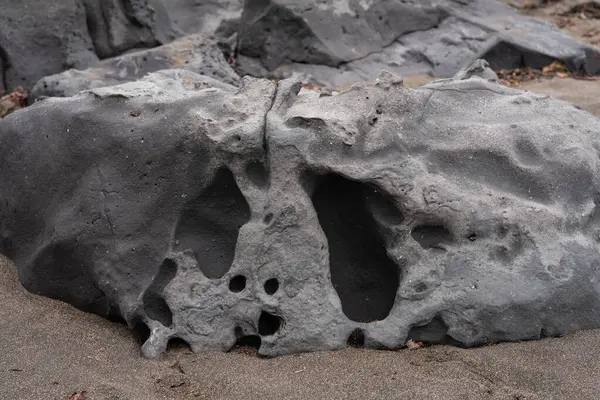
0;0;99;91
2;66;600;357
236;0;600;88
30;35;240;101
0;0;178;91
81;0;178;59
165;0;243;37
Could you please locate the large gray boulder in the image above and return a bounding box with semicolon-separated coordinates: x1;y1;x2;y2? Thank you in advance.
30;35;241;101
2;67;600;357
236;0;600;87
0;0;98;92
81;0;177;59
0;0;178;92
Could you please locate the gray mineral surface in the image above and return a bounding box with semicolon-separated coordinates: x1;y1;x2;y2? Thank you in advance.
3;0;600;97
234;0;600;87
30;35;240;102
2;65;600;357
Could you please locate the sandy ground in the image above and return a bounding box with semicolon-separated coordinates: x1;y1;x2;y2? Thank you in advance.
2;254;600;400
3;3;600;399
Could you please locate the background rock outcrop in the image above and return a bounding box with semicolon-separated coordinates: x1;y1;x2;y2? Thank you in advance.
0;0;181;92
235;0;600;87
165;0;243;37
0;0;99;92
30;35;240;101
2;68;600;357
2;0;600;96
81;0;177;59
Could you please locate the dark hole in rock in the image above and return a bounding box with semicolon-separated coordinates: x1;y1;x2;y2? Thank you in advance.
364;188;405;227
482;41;556;71
132;320;151;346
106;303;126;323
411;225;452;250
406;317;462;346
234;326;244;337
230;328;262;354
142;258;177;327
173;167;250;279
311;174;401;322
264;278;279;295
414;283;428;293
229;275;247;292
263;213;273;224
236;335;261;348
540;327;552;339
246;161;268;188
258;311;283;336
167;337;192;352
468;233;477;242
347;328;365;348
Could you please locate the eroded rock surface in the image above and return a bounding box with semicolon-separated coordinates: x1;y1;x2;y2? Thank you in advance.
2;67;600;357
30;35;240;101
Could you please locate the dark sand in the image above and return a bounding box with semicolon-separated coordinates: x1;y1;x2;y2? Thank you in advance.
1;255;600;400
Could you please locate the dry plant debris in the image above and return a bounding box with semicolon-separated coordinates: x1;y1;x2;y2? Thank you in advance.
0;87;28;119
496;61;600;86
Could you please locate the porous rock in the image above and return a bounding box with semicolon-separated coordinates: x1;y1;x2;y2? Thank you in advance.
2;66;600;358
30;35;240;101
236;0;600;88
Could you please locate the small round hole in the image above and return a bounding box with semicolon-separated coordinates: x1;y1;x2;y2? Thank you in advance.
263;213;273;224
347;328;365;348
167;337;192;352
230;327;262;354
414;283;428;293
258;311;282;336
264;278;279;295
229;275;246;293
234;326;244;338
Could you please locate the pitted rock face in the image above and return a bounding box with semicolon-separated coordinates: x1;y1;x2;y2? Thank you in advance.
1;67;600;357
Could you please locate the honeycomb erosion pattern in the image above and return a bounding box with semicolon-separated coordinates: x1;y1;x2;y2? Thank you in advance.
1;66;600;358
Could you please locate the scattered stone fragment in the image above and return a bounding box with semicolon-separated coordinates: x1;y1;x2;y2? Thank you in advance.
30;35;240;101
